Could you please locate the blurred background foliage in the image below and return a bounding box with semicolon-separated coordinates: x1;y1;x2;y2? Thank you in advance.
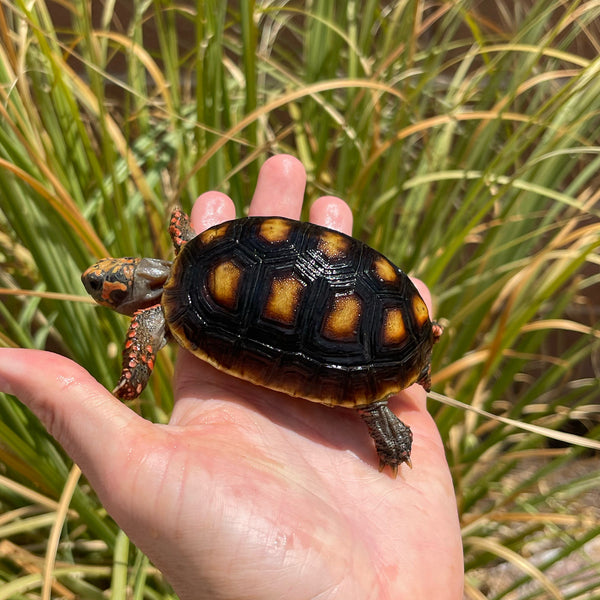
0;1;599;597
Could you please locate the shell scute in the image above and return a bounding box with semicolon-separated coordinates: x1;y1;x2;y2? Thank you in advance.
372;256;399;284
207;259;243;311
162;216;436;408
258;217;292;243
382;307;407;346
316;230;351;260
199;222;231;246
321;291;362;342
264;274;306;326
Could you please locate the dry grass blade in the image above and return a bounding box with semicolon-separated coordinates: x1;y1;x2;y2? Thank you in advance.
429;392;600;452
464;536;563;599
0;288;96;304
42;466;81;600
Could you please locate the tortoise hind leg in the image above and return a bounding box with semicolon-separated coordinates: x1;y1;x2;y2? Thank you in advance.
357;401;413;477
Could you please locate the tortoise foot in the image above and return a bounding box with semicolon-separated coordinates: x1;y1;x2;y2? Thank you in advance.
358;401;413;477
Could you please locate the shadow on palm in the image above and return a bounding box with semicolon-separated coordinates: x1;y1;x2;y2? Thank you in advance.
169;348;446;492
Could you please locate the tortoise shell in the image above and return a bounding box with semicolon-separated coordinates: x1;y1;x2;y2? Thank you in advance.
162;216;436;408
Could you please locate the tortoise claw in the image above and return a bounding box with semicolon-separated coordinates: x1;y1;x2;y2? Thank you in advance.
379;462;399;478
378;458;411;478
113;379;143;400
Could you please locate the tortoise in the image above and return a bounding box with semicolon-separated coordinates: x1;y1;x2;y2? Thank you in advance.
82;207;442;474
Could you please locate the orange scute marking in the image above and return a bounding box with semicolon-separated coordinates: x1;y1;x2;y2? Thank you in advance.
207;260;242;310
322;293;362;341
264;275;305;325
259;218;291;243
412;294;430;327
200;222;230;245
317;231;349;260
382;308;407;345
373;257;398;283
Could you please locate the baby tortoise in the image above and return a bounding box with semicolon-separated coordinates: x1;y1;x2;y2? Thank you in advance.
82;208;442;475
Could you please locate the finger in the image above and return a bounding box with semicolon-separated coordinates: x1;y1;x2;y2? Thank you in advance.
0;348;147;481
248;154;307;218
190;191;236;233
309;196;353;235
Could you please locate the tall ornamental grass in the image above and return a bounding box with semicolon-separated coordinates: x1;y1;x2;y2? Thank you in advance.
0;1;599;597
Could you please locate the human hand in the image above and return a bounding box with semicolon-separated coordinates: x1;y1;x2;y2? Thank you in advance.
0;155;463;599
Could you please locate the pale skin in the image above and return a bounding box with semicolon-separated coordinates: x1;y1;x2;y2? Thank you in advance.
0;155;464;599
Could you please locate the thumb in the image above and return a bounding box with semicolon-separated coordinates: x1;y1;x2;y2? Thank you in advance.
0;348;146;487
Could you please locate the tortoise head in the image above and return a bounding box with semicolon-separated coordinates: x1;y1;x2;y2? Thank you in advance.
82;257;171;316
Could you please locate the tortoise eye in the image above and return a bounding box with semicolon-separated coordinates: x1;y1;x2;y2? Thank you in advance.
87;276;103;291
82;271;104;295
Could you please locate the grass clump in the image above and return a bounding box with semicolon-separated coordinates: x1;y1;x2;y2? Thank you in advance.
0;1;599;597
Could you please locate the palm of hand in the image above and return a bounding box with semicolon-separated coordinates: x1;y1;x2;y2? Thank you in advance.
0;156;463;600
130;352;462;600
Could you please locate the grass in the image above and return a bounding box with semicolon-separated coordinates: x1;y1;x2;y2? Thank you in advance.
0;0;599;597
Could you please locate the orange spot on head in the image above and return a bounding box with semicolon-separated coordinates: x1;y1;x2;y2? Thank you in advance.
101;280;129;303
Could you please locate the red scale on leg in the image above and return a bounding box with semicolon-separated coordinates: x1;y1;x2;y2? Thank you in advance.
168;208;196;255
113;304;167;400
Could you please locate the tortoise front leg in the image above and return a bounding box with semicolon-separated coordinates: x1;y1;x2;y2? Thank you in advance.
357;401;413;476
169;207;196;255
113;304;167;400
